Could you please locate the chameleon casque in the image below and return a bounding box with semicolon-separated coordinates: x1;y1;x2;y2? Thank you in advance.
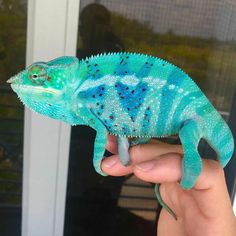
8;52;234;220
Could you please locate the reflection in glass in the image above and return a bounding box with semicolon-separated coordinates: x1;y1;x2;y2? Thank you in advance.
0;0;27;235
65;1;236;235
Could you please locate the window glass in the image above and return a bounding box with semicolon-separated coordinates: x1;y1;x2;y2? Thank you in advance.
64;1;236;235
0;0;27;235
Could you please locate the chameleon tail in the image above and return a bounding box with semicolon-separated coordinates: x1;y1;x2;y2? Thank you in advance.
154;184;177;221
128;139;176;220
204;112;234;167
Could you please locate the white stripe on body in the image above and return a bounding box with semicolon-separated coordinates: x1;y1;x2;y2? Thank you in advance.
164;87;186;132
77;75;167;92
180;95;205;122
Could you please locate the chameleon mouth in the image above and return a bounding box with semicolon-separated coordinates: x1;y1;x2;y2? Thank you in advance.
10;84;61;95
7;77;19;84
7;72;24;84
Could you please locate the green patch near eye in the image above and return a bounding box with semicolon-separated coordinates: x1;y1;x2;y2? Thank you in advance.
47;71;66;89
28;65;47;85
30;65;43;74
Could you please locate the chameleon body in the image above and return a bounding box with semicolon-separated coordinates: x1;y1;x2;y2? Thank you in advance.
8;53;234;219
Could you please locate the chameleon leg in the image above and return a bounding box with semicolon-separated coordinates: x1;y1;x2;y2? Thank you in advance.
179;120;203;189
155;184;177;220
76;104;108;176
118;136;130;166
118;137;151;166
156;120;202;220
204;117;234;168
93;125;108;176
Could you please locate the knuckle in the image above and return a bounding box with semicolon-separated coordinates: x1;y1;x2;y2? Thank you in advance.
207;159;225;178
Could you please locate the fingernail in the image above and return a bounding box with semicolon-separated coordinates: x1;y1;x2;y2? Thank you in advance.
103;156;118;168
135;161;155;172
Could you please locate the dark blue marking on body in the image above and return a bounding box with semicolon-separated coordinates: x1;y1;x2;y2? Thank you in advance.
79;85;107;119
136;58;155;78
121;124;131;136
90;101;105;119
114;54;131;76
115;82;148;121
79;84;106;100
101;112;116;132
156;67;185;133
141;107;152;135
85;62;103;80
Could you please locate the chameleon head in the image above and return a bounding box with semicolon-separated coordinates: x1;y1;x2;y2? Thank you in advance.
7;56;79;124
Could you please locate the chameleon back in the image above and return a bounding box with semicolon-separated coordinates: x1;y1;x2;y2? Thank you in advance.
76;53;211;138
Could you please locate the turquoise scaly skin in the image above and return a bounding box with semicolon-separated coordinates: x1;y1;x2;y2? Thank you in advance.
8;52;234;219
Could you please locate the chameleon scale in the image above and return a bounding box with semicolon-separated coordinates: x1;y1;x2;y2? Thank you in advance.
8;52;235;220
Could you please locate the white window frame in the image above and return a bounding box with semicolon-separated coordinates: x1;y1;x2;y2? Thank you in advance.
22;1;80;236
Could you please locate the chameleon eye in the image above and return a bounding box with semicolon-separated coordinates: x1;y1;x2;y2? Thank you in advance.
32;74;38;79
28;65;47;84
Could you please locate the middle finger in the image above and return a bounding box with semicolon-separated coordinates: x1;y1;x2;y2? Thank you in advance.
129;142;183;164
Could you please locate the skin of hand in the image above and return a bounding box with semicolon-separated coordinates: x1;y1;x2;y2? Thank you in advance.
101;135;236;236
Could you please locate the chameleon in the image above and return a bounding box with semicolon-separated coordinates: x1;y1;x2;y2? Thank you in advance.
7;52;234;220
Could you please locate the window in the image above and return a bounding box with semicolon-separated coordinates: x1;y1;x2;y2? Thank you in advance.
64;1;236;235
0;1;27;235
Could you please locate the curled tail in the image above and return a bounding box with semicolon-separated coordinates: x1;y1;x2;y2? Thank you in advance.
155;184;177;220
203;111;234;167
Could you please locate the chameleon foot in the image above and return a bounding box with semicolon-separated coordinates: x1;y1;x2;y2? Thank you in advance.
118;137;151;166
118;136;131;166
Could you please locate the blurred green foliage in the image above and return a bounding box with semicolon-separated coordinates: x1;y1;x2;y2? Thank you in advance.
0;0;26;204
0;0;26;131
77;9;236;111
0;0;27;83
0;0;25;125
109;13;236;111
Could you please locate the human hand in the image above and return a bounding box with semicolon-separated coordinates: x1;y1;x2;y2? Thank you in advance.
101;135;236;236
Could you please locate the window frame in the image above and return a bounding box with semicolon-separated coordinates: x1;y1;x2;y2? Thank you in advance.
22;0;80;235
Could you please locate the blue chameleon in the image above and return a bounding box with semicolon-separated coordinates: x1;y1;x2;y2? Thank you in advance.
8;52;234;219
